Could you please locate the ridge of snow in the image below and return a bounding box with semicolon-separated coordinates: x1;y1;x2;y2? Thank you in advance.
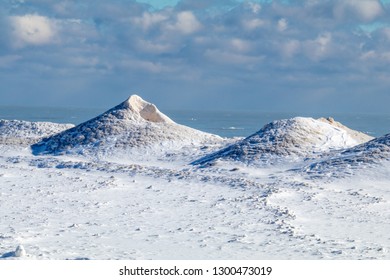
302;132;390;177
31;95;221;156
318;117;372;144
0;119;74;146
192;117;373;166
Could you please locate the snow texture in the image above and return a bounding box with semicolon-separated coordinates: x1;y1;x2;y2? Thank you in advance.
192;117;373;166
1;95;390;260
0;119;74;146
302;133;390;178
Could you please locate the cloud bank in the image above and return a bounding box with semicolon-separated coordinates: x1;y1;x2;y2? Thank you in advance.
1;0;390;113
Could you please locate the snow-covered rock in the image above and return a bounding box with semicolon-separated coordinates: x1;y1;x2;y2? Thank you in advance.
192;117;373;166
0;119;74;146
31;95;221;156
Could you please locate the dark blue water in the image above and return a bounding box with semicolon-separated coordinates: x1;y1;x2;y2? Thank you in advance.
1;106;389;138
168;110;390;138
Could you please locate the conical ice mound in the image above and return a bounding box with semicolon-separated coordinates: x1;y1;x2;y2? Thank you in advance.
31;95;220;156
192;117;373;166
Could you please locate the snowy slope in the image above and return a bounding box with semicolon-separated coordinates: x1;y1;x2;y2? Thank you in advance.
2;141;390;260
0;120;74;146
31;95;222;157
302;133;390;177
192;117;373;166
1;107;390;260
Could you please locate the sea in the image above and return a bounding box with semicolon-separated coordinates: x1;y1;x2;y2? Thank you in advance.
1;106;389;138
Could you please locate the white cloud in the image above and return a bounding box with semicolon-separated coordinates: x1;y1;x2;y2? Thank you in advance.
2;0;390;112
277;18;288;32
247;2;261;14
303;32;332;61
10;14;57;47
230;38;251;52
68;56;100;67
119;58;171;74
204;49;263;66
169;11;201;34
281;40;301;58
133;12;169;30
136;39;176;54
134;60;166;73
334;0;384;22
242;18;265;30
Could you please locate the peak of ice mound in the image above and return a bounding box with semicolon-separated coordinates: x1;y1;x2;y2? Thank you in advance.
192;117;373;166
31;95;220;156
118;95;174;123
98;94;174;123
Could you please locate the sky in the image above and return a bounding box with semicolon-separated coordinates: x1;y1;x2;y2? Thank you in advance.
1;0;390;113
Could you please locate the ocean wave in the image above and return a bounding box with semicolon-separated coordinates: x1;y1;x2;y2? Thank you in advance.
222;127;245;130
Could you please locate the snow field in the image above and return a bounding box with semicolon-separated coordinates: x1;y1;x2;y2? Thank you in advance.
1;96;390;259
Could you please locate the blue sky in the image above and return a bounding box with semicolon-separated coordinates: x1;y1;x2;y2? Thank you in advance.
137;0;272;9
137;0;181;9
1;0;390;113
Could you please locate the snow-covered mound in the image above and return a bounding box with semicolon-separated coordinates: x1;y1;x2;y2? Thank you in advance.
192;117;373;166
31;95;221;156
0;119;74;146
303;133;390;176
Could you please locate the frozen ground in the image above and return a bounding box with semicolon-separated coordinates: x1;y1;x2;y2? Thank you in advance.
1;96;390;260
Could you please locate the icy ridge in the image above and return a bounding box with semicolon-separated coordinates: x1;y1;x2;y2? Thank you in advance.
192;117;373;166
0;119;74;146
302;133;390;177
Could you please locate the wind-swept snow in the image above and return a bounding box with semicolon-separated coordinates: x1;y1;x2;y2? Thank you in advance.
31;95;221;158
192;117;373;166
1;98;390;260
302;133;390;178
317;117;371;144
0;120;74;146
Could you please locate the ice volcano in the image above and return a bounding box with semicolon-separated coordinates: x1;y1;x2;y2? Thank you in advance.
192;117;373;166
303;132;390;177
0;120;74;146
31;95;220;156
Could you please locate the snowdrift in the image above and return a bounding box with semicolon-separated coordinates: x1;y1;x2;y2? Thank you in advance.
192;117;373;166
303;132;390;176
31;95;221;156
0;119;74;146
